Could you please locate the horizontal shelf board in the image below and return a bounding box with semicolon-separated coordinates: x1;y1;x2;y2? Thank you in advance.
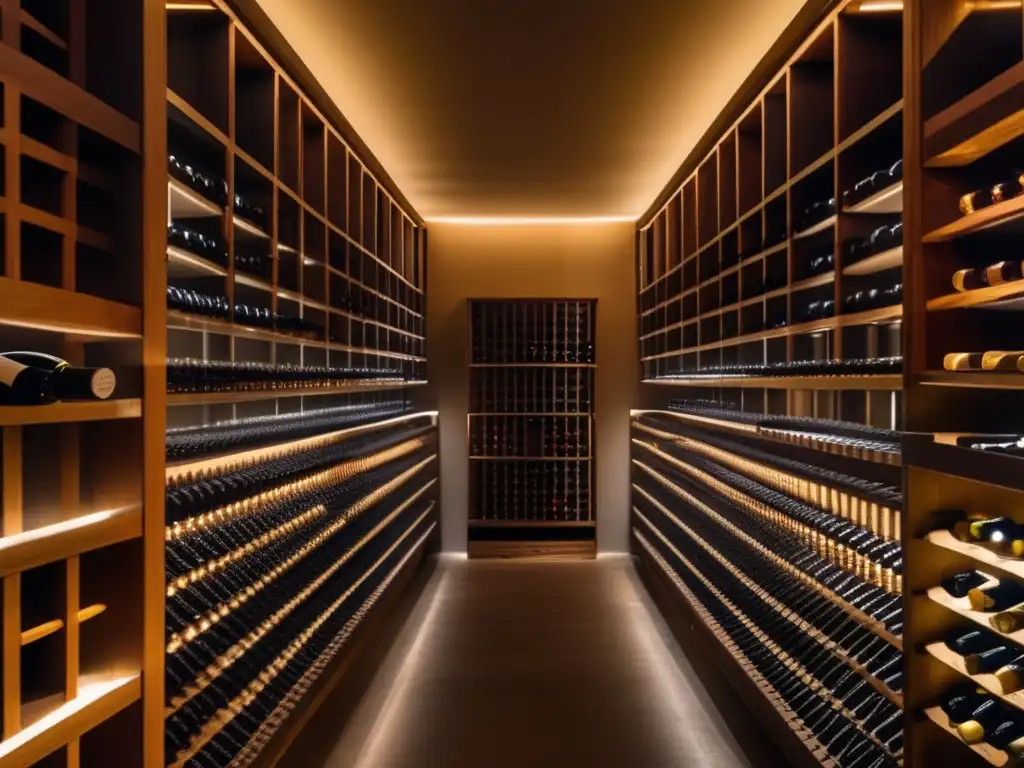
632;463;902;651
926;61;1024;169
918;371;1024;389
928;280;1024;310
926;641;1024;726
468;413;591;417
842;246;903;276
905;436;1024;494
632;537;837;768
468;520;596;528
166;246;228;278
0;278;142;339
0;505;142;578
790;149;835;188
469;456;592;461
838;100;904;154
789;272;835;292
166;410;437;478
924;194;1024;243
923;706;1007;767
631;408;758;435
19;9;66;50
233;215;270;239
642;375;902;391
642;306;903;359
166;310;424;360
167;380;427;406
0;43;139;153
792;215;837;241
168;179;223;218
843;182;903;215
167;88;229;147
0;399;141;427
925;529;1024;584
0;674;141;768
469;363;596;368
926;573;1020;639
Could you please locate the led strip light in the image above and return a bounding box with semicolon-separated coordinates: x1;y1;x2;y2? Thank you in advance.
165;461;437;704
169;513;437;767
632;461;902;649
634;511;901;760
166;438;427;540
166;468;437;654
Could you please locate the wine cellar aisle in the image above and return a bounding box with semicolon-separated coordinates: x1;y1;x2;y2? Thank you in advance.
272;556;783;768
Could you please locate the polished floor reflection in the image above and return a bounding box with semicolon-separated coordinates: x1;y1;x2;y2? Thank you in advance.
281;555;783;768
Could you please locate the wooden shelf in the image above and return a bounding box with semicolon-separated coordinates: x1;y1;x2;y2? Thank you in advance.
926;641;1024;716
0;278;142;340
926;529;1024;584
0;675;141;768
924;194;1024;243
844;182;903;215
923;707;1007;767
0;505;142;578
843;246;903;276
468;520;596;528
0;399;142;427
928;280;1024;311
167;380;427;406
19;9;67;51
919;371;1024;389
926;574;1019;639
233;215;270;239
792;214;837;241
166;246;228;279
166;411;435;478
168;179;223;218
925;61;1024;168
469;412;588;417
642;374;902;391
790;272;835;292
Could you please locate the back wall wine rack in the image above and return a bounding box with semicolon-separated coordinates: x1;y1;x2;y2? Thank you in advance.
0;0;435;766
467;299;597;560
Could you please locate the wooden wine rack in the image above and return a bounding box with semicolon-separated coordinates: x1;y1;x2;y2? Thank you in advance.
467;299;597;560
632;1;911;766
0;0;435;766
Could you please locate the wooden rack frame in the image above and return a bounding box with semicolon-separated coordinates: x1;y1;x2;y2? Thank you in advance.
0;0;434;765
466;299;597;560
636;0;1024;766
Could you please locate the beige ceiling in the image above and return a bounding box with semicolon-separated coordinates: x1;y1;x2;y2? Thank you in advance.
255;0;807;220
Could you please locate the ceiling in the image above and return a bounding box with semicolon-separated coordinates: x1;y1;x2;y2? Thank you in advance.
254;0;808;220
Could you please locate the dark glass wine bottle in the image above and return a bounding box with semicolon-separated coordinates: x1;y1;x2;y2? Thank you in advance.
0;352;116;405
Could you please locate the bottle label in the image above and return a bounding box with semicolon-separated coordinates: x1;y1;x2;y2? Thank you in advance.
90;369;117;400
0;356;27;386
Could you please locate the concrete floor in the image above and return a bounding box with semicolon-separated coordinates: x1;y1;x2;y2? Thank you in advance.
279;554;786;768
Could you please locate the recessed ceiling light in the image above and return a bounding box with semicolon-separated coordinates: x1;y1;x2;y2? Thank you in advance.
425;216;636;226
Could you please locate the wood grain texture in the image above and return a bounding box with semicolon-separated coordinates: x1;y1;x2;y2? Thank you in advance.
466;540;597;561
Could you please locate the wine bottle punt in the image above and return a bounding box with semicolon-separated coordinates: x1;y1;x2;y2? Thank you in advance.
0;352;116;405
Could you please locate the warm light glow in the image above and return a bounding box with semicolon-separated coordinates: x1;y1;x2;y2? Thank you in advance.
166;2;218;9
0;675;138;761
855;1;903;11
166;246;227;277
233;215;269;238
425;216;636;226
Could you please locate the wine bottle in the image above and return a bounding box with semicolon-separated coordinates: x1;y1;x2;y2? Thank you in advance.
991;607;1024;634
943;571;990;599
995;660;1024;694
964;645;1021;675
944;353;985;372
957;698;1007;743
969;581;1024;613
953;261;1024;292
947;628;998;656
954;516;1020;545
0;352;116;405
982;352;1024;372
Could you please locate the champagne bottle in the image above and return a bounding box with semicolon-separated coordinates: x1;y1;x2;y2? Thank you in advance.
953;516;1021;548
995;660;1024;694
0;352;116;405
965;646;1020;675
947;628;998;656
982;352;1024;371
991;607;1024;634
969;581;1024;613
